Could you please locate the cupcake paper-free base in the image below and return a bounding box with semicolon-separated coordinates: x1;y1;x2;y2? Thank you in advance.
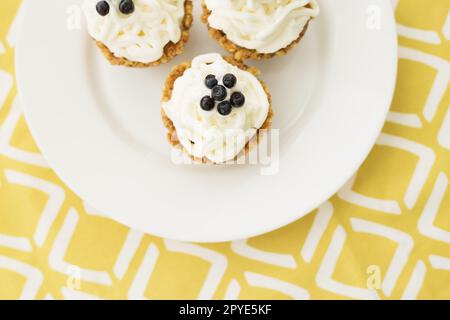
161;54;274;164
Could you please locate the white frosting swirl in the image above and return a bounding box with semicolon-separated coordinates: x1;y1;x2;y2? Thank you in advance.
204;0;319;54
162;54;270;163
82;0;185;63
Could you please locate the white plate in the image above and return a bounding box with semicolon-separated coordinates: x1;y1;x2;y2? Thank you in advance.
16;0;397;242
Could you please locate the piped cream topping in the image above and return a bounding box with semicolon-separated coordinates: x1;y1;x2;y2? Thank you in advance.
204;0;319;54
83;0;185;63
162;54;270;163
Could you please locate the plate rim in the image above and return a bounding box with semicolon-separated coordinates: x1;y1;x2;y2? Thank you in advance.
15;0;398;242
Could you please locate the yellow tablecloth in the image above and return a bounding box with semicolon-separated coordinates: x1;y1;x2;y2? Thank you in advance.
0;0;449;300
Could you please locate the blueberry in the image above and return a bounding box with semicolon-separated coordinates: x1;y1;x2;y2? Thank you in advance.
230;92;245;107
211;85;227;101
222;73;237;89
119;0;134;14
200;96;215;111
96;1;110;16
204;75;218;89
217;101;232;116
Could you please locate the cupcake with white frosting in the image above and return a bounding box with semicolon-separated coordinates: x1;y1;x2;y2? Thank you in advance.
201;0;319;60
161;53;274;164
82;0;193;67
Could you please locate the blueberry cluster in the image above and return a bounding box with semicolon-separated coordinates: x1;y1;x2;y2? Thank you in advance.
96;0;135;16
200;74;246;116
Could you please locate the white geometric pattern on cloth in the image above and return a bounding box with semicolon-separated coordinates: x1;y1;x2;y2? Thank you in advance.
0;99;49;167
0;255;43;299
0;0;449;300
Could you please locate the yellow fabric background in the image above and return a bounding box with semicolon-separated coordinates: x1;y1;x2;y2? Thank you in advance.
0;0;449;300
